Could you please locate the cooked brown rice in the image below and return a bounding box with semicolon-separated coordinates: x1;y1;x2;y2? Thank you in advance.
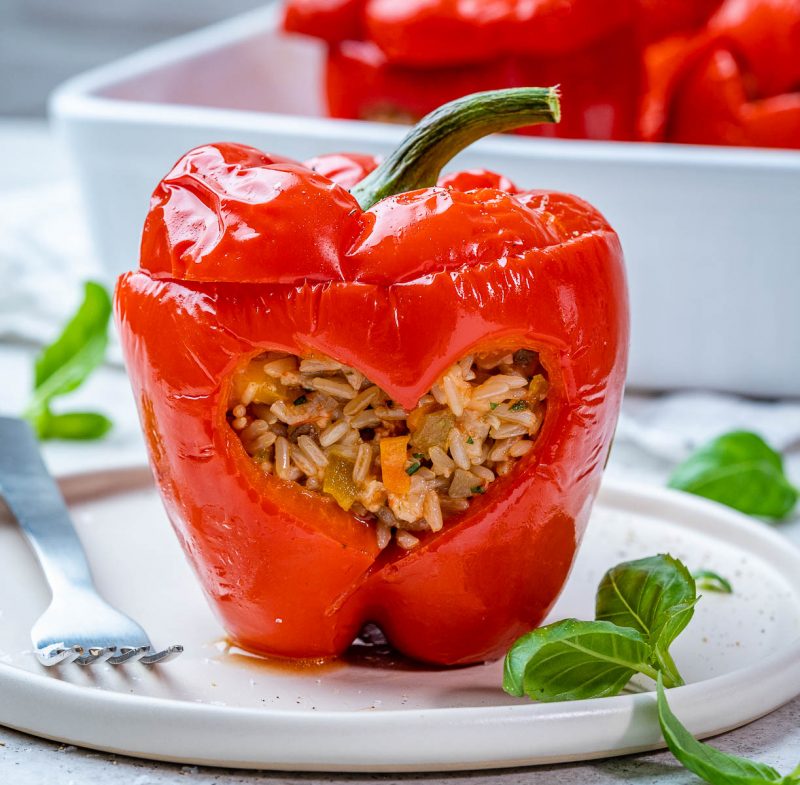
227;348;548;550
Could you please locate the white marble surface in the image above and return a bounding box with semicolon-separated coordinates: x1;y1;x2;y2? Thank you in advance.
1;121;799;782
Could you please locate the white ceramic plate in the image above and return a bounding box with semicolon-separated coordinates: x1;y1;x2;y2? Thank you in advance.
1;468;799;772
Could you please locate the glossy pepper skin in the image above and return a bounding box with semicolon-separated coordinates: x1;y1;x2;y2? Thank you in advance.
284;0;641;141
640;0;800;148
115;92;628;665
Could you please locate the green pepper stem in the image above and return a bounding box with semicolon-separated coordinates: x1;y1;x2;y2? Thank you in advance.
350;87;561;210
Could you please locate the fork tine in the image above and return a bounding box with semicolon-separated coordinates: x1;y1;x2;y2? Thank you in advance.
139;645;183;665
75;646;117;666
37;644;83;667
107;645;151;665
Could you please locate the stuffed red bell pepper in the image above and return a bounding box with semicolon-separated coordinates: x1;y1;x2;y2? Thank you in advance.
115;88;629;665
282;0;642;141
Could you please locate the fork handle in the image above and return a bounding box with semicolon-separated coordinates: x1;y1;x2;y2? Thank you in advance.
0;417;96;593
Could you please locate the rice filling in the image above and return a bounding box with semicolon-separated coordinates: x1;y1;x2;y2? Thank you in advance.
228;348;548;550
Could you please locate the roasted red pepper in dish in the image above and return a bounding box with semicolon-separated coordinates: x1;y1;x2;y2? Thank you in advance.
326;28;640;141
283;0;641;140
115;89;629;665
640;0;800;148
637;0;722;43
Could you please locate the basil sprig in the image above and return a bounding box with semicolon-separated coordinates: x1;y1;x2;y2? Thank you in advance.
597;554;696;688
504;555;800;784
657;674;800;785
504;554;693;698
669;432;798;520
23;281;113;440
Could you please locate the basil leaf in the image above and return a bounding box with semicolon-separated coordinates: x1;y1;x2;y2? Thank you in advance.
32;281;111;400
657;673;790;784
503;619;655;702
693;570;733;594
596;554;696;639
669;431;798;520
596;554;695;686
23;281;113;441
37;411;113;441
504;630;543;697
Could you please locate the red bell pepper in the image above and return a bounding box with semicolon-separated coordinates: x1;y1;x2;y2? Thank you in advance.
637;0;722;43
115;89;628;665
333;0;635;66
283;0;641;141
326;28;641;140
640;0;800;148
282;0;363;45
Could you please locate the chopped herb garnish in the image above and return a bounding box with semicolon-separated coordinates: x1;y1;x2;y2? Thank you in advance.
406;462;422;476
293;395;308;406
466;436;474;444
471;485;486;494
490;402;499;410
413;453;425;460
510;401;528;412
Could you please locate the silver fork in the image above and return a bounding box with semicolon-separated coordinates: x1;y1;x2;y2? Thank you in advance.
0;417;182;666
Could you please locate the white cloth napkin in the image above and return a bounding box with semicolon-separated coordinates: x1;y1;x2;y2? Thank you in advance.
619;392;800;460
0;181;100;341
0;180;125;362
612;393;800;508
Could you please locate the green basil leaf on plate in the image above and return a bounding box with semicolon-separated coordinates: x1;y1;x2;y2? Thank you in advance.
668;431;798;520
596;554;695;686
657;674;792;785
32;280;111;400
693;570;733;594
36;411;114;441
503;619;655;702
23;281;113;440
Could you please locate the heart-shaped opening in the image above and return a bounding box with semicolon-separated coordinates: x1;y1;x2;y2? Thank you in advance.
227;348;548;550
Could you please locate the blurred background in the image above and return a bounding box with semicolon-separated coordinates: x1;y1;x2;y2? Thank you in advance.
1;0;262;116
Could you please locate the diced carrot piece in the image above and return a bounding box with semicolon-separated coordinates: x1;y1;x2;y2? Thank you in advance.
380;435;411;495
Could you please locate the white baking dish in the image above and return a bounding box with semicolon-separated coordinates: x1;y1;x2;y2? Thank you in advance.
49;6;800;397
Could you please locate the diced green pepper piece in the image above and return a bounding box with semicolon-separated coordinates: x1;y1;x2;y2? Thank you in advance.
323;452;358;511
409;410;455;453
